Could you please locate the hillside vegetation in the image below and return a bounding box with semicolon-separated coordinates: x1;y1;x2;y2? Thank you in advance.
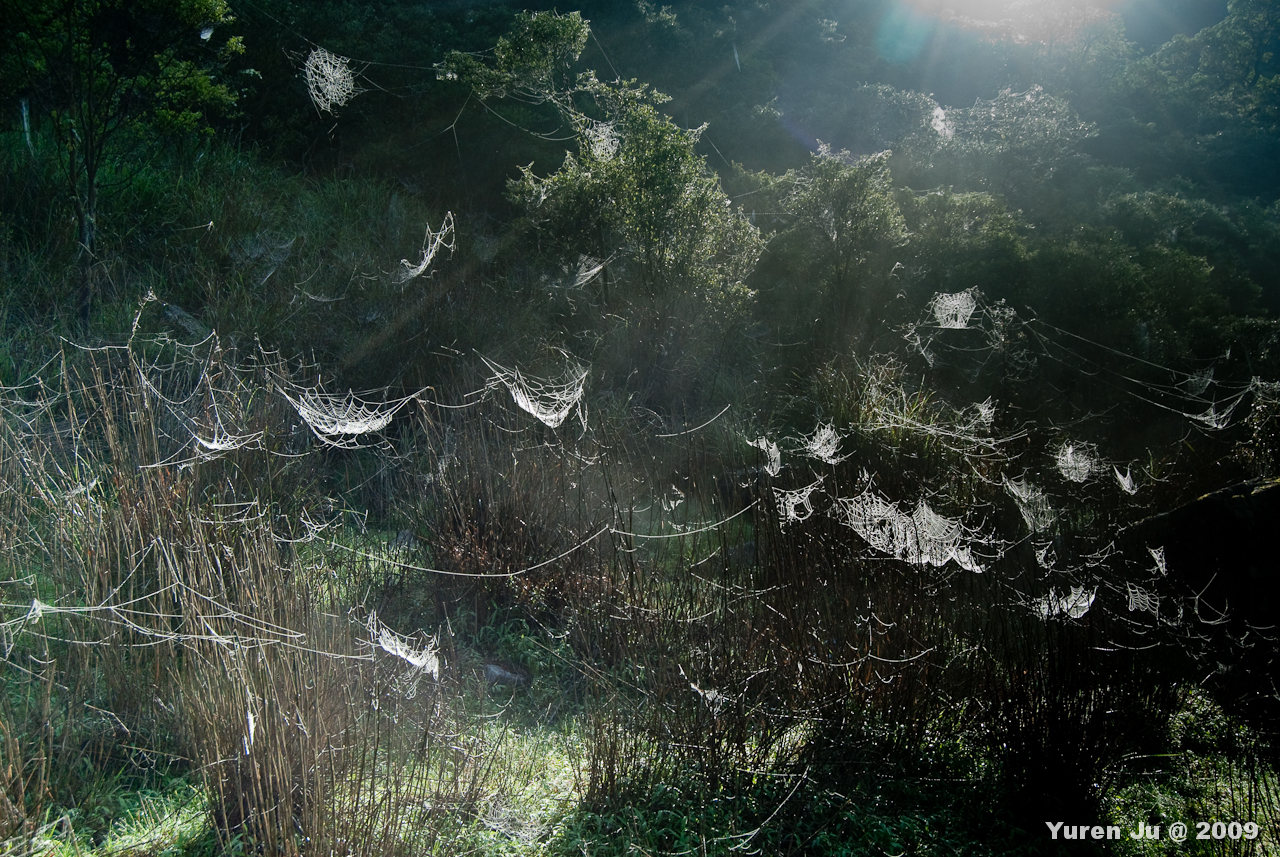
2;1;1279;854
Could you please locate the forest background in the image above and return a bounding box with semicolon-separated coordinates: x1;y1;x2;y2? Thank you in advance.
2;0;1280;855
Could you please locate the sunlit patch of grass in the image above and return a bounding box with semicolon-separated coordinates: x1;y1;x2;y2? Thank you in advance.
1104;689;1280;857
437;719;587;856
98;785;210;857
9;782;210;857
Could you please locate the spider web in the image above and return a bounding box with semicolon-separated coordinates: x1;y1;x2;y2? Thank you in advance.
276;379;416;449
1148;545;1167;576
748;436;782;477
1055;440;1097;483
568;255;608;288
481;354;587;429
1127;582;1160;617
1114;465;1139;495
929;289;978;329
832;489;985;572
397;212;455;283
1031;585;1096;620
800;422;847;464
305;47;360;114
368;612;439;699
582;120;619;160
773;478;824;527
1004;476;1057;533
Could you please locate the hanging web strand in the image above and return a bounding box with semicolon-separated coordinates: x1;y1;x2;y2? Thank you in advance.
481;355;587;429
1004;476;1057;533
397;212;455;283
304;48;359;114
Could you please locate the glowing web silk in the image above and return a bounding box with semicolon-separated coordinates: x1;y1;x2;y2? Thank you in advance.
1114;465;1138;495
931;106;954;139
482;355;587;429
571;255;606;288
1004;476;1057;533
287;389;394;435
369;613;440;700
583;120;619;160
277;379;417;449
802;422;846;465
774;478;824;527
1148;545;1167;576
748;436;782;477
1127;582;1160;617
304;48;358;114
1033;585;1096;620
832;490;984;572
930;289;977;329
1055;441;1097;483
398;212;455;283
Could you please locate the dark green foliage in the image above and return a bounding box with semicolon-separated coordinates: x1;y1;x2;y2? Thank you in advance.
441;10;589;105
3;0;243;314
3;2;1280;854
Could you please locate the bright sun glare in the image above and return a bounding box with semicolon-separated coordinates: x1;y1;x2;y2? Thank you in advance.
907;0;1112;22
900;0;1115;42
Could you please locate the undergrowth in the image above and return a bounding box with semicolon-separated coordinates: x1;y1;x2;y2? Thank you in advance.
1;105;1278;857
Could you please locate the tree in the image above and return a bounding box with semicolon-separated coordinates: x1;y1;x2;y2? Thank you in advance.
4;0;242;312
784;148;906;296
509;79;760;303
443;11;762;408
443;11;760;307
752;148;906;351
1105;0;1280;194
900;85;1098;204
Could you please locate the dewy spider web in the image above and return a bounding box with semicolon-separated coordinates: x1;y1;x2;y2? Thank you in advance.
368;612;439;699
1003;476;1058;533
1055;440;1097;483
832;489;985;572
1031;585;1097;620
748;436;782;477
800;422;847;465
929;288;978;330
909;289;1264;440
581;119;619;160
1114;465;1139;495
1127;582;1160;617
304;47;360;113
773;477;824;527
397;212;455;283
568;254;608;288
277;380;417;448
481;354;587;429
